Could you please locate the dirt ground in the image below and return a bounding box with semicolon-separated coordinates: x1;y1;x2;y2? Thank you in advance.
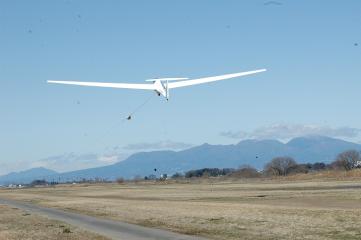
0;204;110;240
1;176;361;240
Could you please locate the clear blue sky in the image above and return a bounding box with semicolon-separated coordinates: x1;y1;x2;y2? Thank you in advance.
1;1;360;174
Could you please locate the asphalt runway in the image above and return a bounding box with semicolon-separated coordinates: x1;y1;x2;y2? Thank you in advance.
0;198;208;240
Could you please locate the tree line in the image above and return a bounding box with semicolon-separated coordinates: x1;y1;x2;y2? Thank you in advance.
28;149;361;186
171;149;361;179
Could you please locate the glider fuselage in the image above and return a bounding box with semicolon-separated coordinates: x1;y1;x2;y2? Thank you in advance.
153;80;169;100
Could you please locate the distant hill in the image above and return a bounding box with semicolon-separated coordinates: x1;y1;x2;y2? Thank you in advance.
2;136;361;184
45;136;361;181
0;167;57;185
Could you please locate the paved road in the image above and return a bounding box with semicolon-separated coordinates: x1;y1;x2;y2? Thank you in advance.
0;198;208;240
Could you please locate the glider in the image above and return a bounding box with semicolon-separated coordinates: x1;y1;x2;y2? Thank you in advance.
48;69;266;100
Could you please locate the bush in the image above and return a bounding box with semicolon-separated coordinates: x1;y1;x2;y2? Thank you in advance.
30;179;48;186
171;172;184;179
116;177;125;184
229;165;261;178
287;164;310;175
62;227;72;233
311;162;327;171
133;175;143;182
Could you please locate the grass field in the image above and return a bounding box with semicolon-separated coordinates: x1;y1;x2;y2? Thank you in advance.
1;172;361;240
0;204;110;240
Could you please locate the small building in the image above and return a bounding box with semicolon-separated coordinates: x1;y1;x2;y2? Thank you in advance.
355;161;361;168
160;174;168;180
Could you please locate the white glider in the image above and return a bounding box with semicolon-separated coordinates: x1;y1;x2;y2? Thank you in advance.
48;69;266;100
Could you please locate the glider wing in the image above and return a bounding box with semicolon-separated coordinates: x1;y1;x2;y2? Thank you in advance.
47;80;156;90
167;69;266;89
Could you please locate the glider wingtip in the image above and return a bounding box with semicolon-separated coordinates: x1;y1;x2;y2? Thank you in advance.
254;68;267;74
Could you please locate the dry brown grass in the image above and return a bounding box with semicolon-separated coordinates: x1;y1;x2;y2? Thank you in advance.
0;204;110;240
279;169;361;181
1;172;361;240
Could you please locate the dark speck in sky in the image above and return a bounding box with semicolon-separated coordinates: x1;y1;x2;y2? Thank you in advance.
28;29;32;34
355;43;358;46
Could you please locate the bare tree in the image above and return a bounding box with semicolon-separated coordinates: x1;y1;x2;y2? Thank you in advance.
332;150;361;171
264;157;298;176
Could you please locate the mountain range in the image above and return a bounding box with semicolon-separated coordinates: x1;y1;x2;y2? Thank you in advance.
1;136;361;185
0;167;57;185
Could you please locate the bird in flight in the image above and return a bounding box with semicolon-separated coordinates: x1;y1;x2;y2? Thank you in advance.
48;69;266;101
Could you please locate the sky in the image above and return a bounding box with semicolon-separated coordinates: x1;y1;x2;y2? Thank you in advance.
1;0;361;175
